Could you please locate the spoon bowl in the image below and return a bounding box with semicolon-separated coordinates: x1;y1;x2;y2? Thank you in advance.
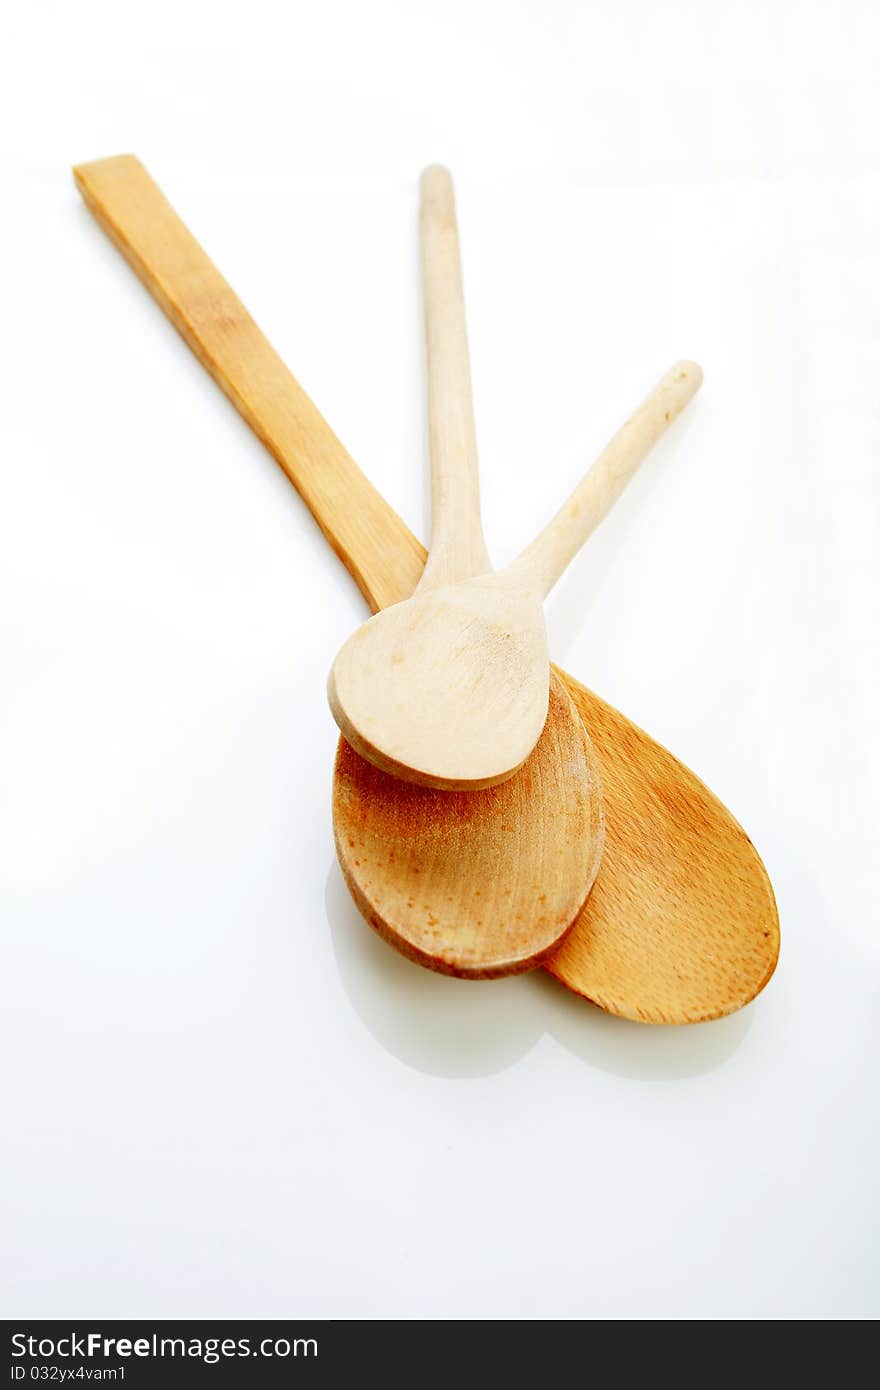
328;576;548;789
334;672;602;975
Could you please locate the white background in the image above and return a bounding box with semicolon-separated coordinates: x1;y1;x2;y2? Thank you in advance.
1;1;878;1320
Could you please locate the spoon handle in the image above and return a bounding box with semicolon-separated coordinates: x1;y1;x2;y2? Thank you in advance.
417;166;491;591
73;154;424;616
505;361;703;597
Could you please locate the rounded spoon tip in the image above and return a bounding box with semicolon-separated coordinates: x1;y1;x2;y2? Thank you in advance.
420;164;455;206
672;359;704;391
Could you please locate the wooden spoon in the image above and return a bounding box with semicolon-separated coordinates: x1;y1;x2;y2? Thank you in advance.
73;154;780;1021
328;168;701;790
334;164;606;973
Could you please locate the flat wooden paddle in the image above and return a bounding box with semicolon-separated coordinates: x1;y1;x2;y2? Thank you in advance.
73;154;780;1021
328;167;702;791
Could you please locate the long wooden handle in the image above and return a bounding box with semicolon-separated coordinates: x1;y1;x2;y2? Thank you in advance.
73;154;425;616
417;166;490;590
506;360;703;596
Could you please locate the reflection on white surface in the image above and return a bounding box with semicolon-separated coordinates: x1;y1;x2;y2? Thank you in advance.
3;9;880;1315
326;864;753;1081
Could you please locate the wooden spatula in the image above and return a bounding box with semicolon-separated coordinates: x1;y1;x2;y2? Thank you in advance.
73;154;780;1021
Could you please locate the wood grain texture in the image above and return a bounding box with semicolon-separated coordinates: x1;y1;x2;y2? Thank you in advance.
547;683;778;1021
74;154;780;1020
334;674;603;977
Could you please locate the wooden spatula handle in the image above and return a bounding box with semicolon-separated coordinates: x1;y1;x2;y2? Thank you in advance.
73;154;425;616
506;360;703;596
418;165;491;590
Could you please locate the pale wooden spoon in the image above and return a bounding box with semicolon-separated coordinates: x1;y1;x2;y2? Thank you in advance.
327;167;701;790
333;163;605;973
74;154;780;1020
